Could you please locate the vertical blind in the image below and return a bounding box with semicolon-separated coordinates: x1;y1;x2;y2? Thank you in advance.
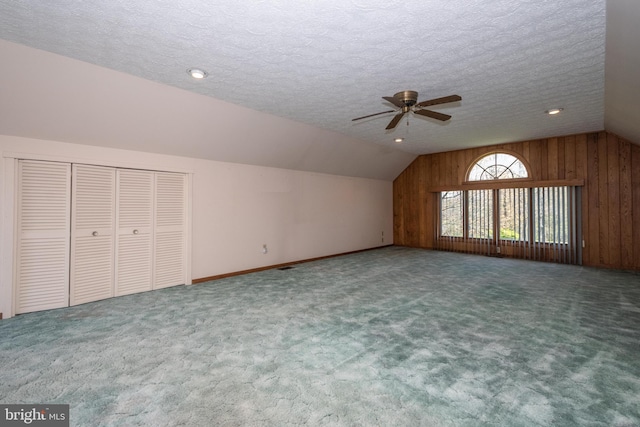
436;186;581;265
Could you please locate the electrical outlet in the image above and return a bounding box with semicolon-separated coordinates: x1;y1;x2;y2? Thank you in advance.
381;231;384;243
582;240;585;248
262;244;268;254
496;247;501;254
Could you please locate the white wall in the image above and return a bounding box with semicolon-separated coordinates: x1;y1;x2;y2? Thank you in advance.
0;135;393;318
605;0;640;145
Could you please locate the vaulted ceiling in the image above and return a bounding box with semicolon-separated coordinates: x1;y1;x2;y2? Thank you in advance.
0;1;638;180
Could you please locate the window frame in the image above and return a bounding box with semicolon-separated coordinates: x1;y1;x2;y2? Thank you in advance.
437;152;574;251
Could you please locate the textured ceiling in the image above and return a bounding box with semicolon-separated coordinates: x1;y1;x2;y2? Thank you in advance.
0;0;611;159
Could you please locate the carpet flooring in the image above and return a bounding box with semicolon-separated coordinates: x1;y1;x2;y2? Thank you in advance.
1;247;639;426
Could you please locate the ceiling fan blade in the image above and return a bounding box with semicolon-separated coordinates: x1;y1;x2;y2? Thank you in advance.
382;96;405;108
352;110;395;121
386;112;405;130
414;109;452;121
415;94;462;108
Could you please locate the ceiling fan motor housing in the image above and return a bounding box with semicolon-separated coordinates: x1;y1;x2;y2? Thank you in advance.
395;90;419;107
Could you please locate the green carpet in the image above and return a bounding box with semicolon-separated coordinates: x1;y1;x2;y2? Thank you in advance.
1;247;639;426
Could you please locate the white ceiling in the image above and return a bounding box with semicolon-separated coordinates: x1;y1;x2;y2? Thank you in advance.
0;0;637;179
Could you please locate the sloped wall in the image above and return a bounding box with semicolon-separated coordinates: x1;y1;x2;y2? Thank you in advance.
393;131;640;270
0;39;415;181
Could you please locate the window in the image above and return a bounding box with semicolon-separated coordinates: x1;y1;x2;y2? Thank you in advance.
533;186;569;244
468;153;528;181
436;152;580;264
468;189;493;239
499;188;530;241
440;191;463;237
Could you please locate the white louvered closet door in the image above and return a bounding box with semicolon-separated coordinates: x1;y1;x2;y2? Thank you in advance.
16;160;71;314
154;172;186;289
115;169;153;296
70;165;115;305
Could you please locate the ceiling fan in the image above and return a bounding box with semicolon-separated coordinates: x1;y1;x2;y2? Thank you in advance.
352;90;461;130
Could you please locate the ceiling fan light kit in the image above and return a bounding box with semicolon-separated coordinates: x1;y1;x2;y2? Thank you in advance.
352;90;461;130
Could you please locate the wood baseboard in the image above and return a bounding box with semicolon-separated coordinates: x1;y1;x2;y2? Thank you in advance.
192;245;393;284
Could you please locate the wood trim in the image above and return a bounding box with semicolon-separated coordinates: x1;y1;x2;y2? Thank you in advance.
192;245;394;284
597;132;609;265
428;178;585;192
632;143;640;269
619;138;633;268
586;133;600;265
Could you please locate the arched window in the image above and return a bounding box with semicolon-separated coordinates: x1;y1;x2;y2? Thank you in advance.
438;151;579;265
468;153;528;181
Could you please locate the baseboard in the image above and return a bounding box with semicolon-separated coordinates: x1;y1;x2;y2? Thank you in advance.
192;245;394;284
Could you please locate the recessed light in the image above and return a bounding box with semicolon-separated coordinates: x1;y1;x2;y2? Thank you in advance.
187;68;208;79
546;108;563;115
394;138;404;143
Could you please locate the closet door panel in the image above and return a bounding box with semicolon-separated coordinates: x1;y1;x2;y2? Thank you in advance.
16;160;71;314
72;236;113;303
70;165;115;305
115;169;153;296
154;172;186;289
154;231;185;289
116;233;152;295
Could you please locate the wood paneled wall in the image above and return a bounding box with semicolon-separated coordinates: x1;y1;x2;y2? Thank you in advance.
393;131;640;270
